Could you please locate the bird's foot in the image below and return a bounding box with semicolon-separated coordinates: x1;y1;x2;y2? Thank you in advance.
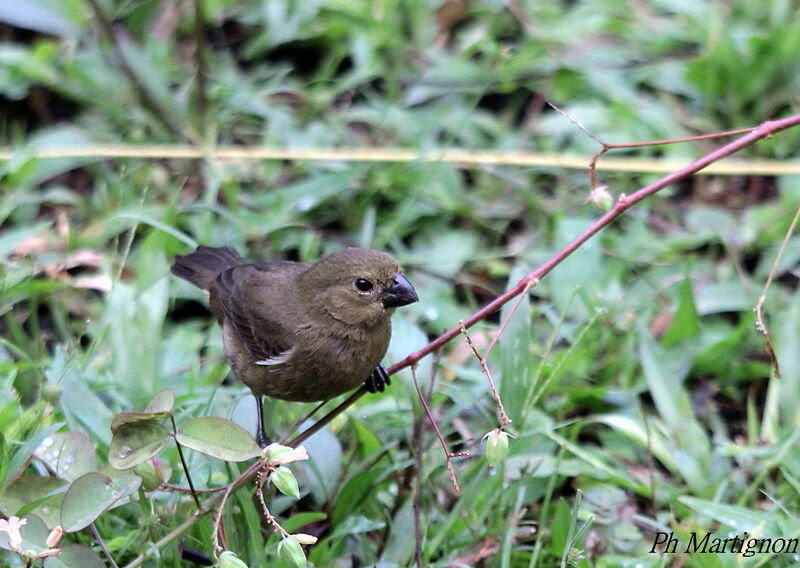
255;395;271;448
256;430;271;449
364;364;391;393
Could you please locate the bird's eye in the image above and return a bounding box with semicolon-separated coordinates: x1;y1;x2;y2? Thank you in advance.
355;278;373;293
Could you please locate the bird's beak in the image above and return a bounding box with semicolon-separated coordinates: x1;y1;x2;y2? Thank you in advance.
382;273;418;308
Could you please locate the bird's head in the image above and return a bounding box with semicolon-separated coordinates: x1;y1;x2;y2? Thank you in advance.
300;247;418;327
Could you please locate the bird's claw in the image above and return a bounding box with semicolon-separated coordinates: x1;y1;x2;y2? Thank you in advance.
364;365;391;393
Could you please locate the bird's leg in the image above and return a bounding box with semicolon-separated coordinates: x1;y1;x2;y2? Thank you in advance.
255;394;271;448
364;364;391;393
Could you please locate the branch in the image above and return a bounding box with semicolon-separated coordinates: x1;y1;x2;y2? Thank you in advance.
410;365;468;495
754;204;800;378
288;114;800;448
546;100;756;187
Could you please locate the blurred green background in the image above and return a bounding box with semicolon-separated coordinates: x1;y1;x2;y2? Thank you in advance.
2;1;800;566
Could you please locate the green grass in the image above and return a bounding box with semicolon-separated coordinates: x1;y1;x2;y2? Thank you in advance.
2;1;800;567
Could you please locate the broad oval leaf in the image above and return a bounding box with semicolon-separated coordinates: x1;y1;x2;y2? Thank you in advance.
144;388;175;414
61;472;141;532
34;431;98;482
110;410;171;434
44;543;106;568
109;420;170;470
0;476;69;528
175;417;261;462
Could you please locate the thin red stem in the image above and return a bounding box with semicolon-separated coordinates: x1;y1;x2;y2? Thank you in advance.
286;115;800;443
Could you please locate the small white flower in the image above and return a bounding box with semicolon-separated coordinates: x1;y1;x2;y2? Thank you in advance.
0;516;27;551
264;443;309;464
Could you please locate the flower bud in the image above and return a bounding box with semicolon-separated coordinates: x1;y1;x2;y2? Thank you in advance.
483;429;512;467
46;526;64;548
135;460;161;492
277;535;307;568
269;466;300;498
217;550;249;568
588;185;613;212
292;533;318;545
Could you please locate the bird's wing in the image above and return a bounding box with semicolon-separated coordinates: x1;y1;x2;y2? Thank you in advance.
214;262;302;363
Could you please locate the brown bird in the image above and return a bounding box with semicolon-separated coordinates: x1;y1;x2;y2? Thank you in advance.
171;245;418;446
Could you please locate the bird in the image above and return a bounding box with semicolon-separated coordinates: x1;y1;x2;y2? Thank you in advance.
170;245;418;447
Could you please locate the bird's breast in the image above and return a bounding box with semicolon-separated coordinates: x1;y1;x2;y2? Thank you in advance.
229;320;391;402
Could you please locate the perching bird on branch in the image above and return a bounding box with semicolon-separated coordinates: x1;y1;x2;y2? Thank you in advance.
171;245;418;447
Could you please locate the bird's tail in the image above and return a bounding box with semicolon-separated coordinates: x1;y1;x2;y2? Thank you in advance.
170;246;244;290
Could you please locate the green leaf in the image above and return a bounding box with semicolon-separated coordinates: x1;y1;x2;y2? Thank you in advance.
7;423;63;480
34;431;98;482
58;369;114;446
329;515;385;539
0;1;78;37
695;281;750;314
108;420;170;470
331;469;382;526
144;388;175;414
281;512;328;535
637;331;694;430
44;544;106;568
109;389;175;434
594;414;677;474
662;276;701;345
60;472;141;532
377;499;414;566
0;477;68;528
110;410;172;434
678;496;783;534
349;417;380;458
175;417;261;462
549;498;572;559
638;331;712;493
